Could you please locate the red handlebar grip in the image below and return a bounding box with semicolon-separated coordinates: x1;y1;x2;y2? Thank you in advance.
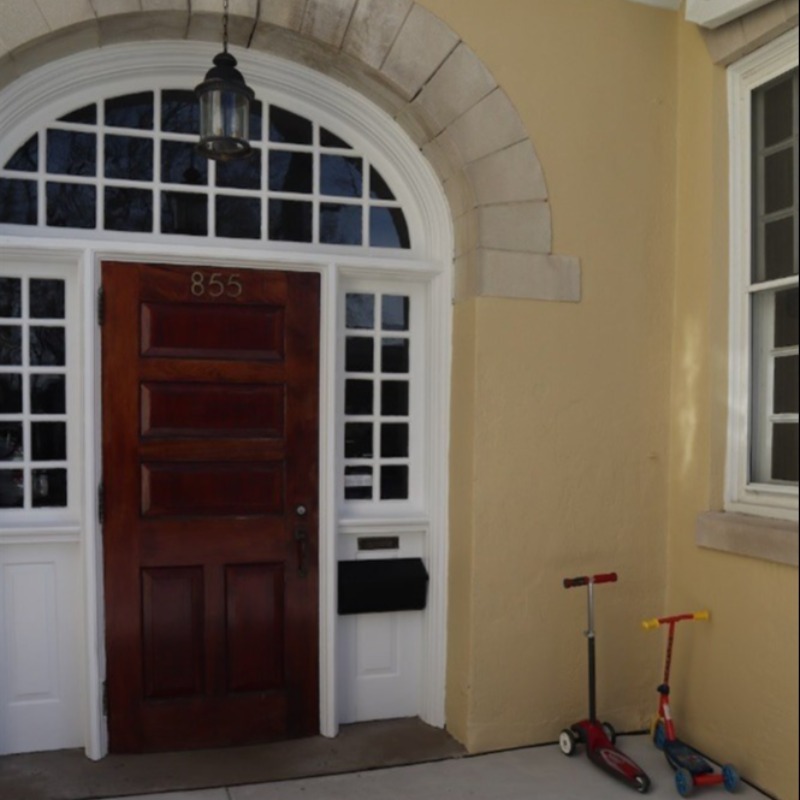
593;572;618;584
563;572;618;588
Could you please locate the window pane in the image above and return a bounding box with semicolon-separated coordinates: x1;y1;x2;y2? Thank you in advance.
104;134;153;181
774;355;798;414
320;203;362;245
763;74;795;147
268;199;311;242
382;295;409;331
381;380;409;416
346;294;374;330
269;151;312;193
369;167;395;200
105;92;154;130
217;150;261;189
381;423;408;458
161;192;208;236
380;465;408;499
47;182;96;228
0;422;23;460
217;196;261;239
161;90;199;134
0;179;37;225
32;422;66;460
775;288;798;348
0;326;22;365
47;130;96;176
6;134;38;172
370;207;410;249
59;104;96;125
345;379;373;415
32;468;67;507
0;469;24;508
320;128;351;148
30;327;65;366
29;279;65;319
345;422;373;458
763;216;795;281
344;466;372;500
0;278;21;317
0;374;22;413
764;148;793;214
345;337;374;372
269;106;312;144
31;375;66;414
104;187;153;232
382;338;409;373
161;142;208;185
320;156;363;197
771;423;798;483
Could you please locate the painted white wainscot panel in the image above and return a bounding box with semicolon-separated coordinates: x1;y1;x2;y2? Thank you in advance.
0;543;83;754
337;530;425;724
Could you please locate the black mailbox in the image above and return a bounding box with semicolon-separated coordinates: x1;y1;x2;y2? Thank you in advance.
338;558;429;615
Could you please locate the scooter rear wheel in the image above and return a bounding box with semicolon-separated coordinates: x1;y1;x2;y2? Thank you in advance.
635;774;651;794
722;764;740;792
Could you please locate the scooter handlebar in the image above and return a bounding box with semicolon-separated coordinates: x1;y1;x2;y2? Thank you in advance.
641;610;710;630
563;572;618;589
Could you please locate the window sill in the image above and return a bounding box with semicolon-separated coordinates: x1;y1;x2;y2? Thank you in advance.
696;511;798;566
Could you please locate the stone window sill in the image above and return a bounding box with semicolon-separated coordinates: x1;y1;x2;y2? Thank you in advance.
696;511;798;566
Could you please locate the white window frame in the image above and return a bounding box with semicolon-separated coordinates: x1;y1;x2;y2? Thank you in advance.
0;250;83;539
727;30;799;522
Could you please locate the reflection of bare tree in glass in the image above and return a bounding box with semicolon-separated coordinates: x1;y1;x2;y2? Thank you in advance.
29;327;65;366
7;134;38;171
0;326;22;365
0;179;37;224
47;183;96;228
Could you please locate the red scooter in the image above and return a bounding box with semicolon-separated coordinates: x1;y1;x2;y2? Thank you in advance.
642;611;740;796
560;572;651;793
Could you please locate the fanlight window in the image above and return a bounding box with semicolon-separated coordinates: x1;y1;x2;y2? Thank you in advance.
0;90;411;249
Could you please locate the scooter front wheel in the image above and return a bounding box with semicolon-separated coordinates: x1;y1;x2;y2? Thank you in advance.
601;721;617;744
653;720;666;750
675;767;694;797
559;729;577;756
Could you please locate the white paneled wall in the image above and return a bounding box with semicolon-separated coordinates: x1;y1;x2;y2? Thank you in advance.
0;543;83;754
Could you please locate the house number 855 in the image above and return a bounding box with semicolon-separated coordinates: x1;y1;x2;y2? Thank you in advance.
190;271;243;298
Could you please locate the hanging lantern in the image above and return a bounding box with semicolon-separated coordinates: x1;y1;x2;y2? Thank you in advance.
195;0;255;161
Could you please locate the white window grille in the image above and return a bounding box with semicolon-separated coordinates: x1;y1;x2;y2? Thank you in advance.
727;31;799;520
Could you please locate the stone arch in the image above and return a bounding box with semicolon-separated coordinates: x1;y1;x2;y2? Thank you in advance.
0;0;580;302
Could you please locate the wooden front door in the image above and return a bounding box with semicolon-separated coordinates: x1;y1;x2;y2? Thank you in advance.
101;261;319;753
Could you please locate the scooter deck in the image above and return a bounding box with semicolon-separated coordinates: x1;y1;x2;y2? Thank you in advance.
664;739;713;775
572;721;650;792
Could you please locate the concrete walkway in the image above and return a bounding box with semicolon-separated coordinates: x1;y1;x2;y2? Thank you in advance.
97;737;770;800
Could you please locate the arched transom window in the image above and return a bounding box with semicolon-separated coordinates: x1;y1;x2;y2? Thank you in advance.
0;90;410;250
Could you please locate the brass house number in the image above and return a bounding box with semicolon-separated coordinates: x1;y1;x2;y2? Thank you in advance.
190;271;243;299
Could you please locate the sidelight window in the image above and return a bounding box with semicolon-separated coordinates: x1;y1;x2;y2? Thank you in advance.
341;283;424;510
0;271;71;512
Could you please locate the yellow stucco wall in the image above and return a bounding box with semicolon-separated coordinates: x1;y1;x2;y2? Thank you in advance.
665;19;799;800
425;0;677;750
430;3;798;799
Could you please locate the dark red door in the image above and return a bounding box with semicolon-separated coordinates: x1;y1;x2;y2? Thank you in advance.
101;261;319;753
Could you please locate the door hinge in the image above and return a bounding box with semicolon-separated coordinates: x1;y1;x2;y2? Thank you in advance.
97;482;104;525
97;286;105;326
